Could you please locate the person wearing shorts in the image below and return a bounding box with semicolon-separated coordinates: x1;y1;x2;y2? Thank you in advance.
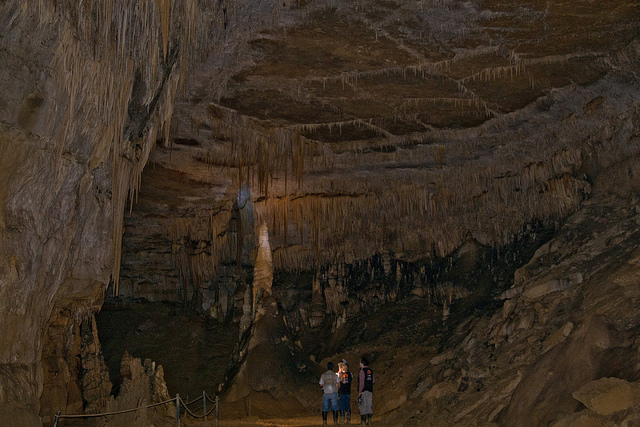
357;356;375;425
320;361;340;425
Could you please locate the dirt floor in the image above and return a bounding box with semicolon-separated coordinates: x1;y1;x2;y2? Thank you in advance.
189;416;369;426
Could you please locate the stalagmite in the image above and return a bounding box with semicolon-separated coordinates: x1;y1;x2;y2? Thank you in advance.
252;223;273;316
239;287;253;339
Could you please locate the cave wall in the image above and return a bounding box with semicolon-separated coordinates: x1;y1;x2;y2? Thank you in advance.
0;0;313;422
117;65;640;331
0;0;220;423
1;0;639;425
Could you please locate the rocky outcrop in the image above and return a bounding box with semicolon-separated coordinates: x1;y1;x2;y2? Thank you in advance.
93;351;174;427
379;155;640;426
40;309;174;426
1;0;639;425
573;377;640;417
221;222;316;416
118;22;640;336
0;0;219;423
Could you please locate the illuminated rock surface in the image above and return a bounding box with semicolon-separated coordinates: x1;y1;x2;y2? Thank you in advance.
1;0;639;425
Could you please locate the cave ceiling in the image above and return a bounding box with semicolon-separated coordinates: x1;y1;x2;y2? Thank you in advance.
125;0;640;282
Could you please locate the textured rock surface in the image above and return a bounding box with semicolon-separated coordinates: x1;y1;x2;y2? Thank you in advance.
0;0;639;425
220;220;317;416
0;0;234;423
573;377;640;416
97;351;175;427
119;0;640;323
376;160;640;425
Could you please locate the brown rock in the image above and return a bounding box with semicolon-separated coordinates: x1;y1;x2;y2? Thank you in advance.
572;377;640;416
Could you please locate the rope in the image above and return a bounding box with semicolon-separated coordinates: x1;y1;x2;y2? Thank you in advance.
56;397;175;419
54;392;218;422
178;397;201;418
204;405;217;417
147;398;177;408
178;395;218;419
184;394;204;405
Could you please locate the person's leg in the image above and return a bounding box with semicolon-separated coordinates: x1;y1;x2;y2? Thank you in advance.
361;392;373;425
322;394;331;424
330;393;339;424
338;394;347;423
357;393;366;425
345;394;351;424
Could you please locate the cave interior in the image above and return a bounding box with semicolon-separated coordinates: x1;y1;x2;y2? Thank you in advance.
1;0;640;426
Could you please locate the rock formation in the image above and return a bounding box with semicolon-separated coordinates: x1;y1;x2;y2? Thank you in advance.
381;161;640;425
1;0;639;425
221;221;315;417
0;0;249;422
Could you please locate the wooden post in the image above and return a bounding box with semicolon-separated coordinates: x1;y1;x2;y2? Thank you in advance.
203;391;207;425
216;395;219;427
176;394;181;427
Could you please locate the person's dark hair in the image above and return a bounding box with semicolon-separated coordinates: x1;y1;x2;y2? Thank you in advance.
327;361;334;370
361;356;369;366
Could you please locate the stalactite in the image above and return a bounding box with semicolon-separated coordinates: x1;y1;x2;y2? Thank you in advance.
203;104;329;194
156;0;171;62
248;124;608;271
22;0;209;294
42;0;632;290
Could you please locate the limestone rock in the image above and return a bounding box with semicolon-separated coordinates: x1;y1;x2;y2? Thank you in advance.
572;377;640;416
219;223;316;416
80;316;112;410
426;381;457;400
541;322;574;354
0;0;213;421
1;0;640;425
381;392;407;413
524;273;584;300
550;411;610;427
101;352;174;427
252;223;273;315
430;350;454;366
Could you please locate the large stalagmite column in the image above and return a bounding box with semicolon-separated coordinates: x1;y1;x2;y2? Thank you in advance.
239;222;272;338
222;222;316;413
252;223;274;316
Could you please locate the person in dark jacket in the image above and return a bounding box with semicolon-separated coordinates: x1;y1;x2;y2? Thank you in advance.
357;356;375;425
338;360;353;424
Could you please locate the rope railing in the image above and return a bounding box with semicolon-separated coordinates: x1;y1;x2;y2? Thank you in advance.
53;391;219;427
184;394;205;406
178;396;216;418
179;392;217;418
205;392;218;404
